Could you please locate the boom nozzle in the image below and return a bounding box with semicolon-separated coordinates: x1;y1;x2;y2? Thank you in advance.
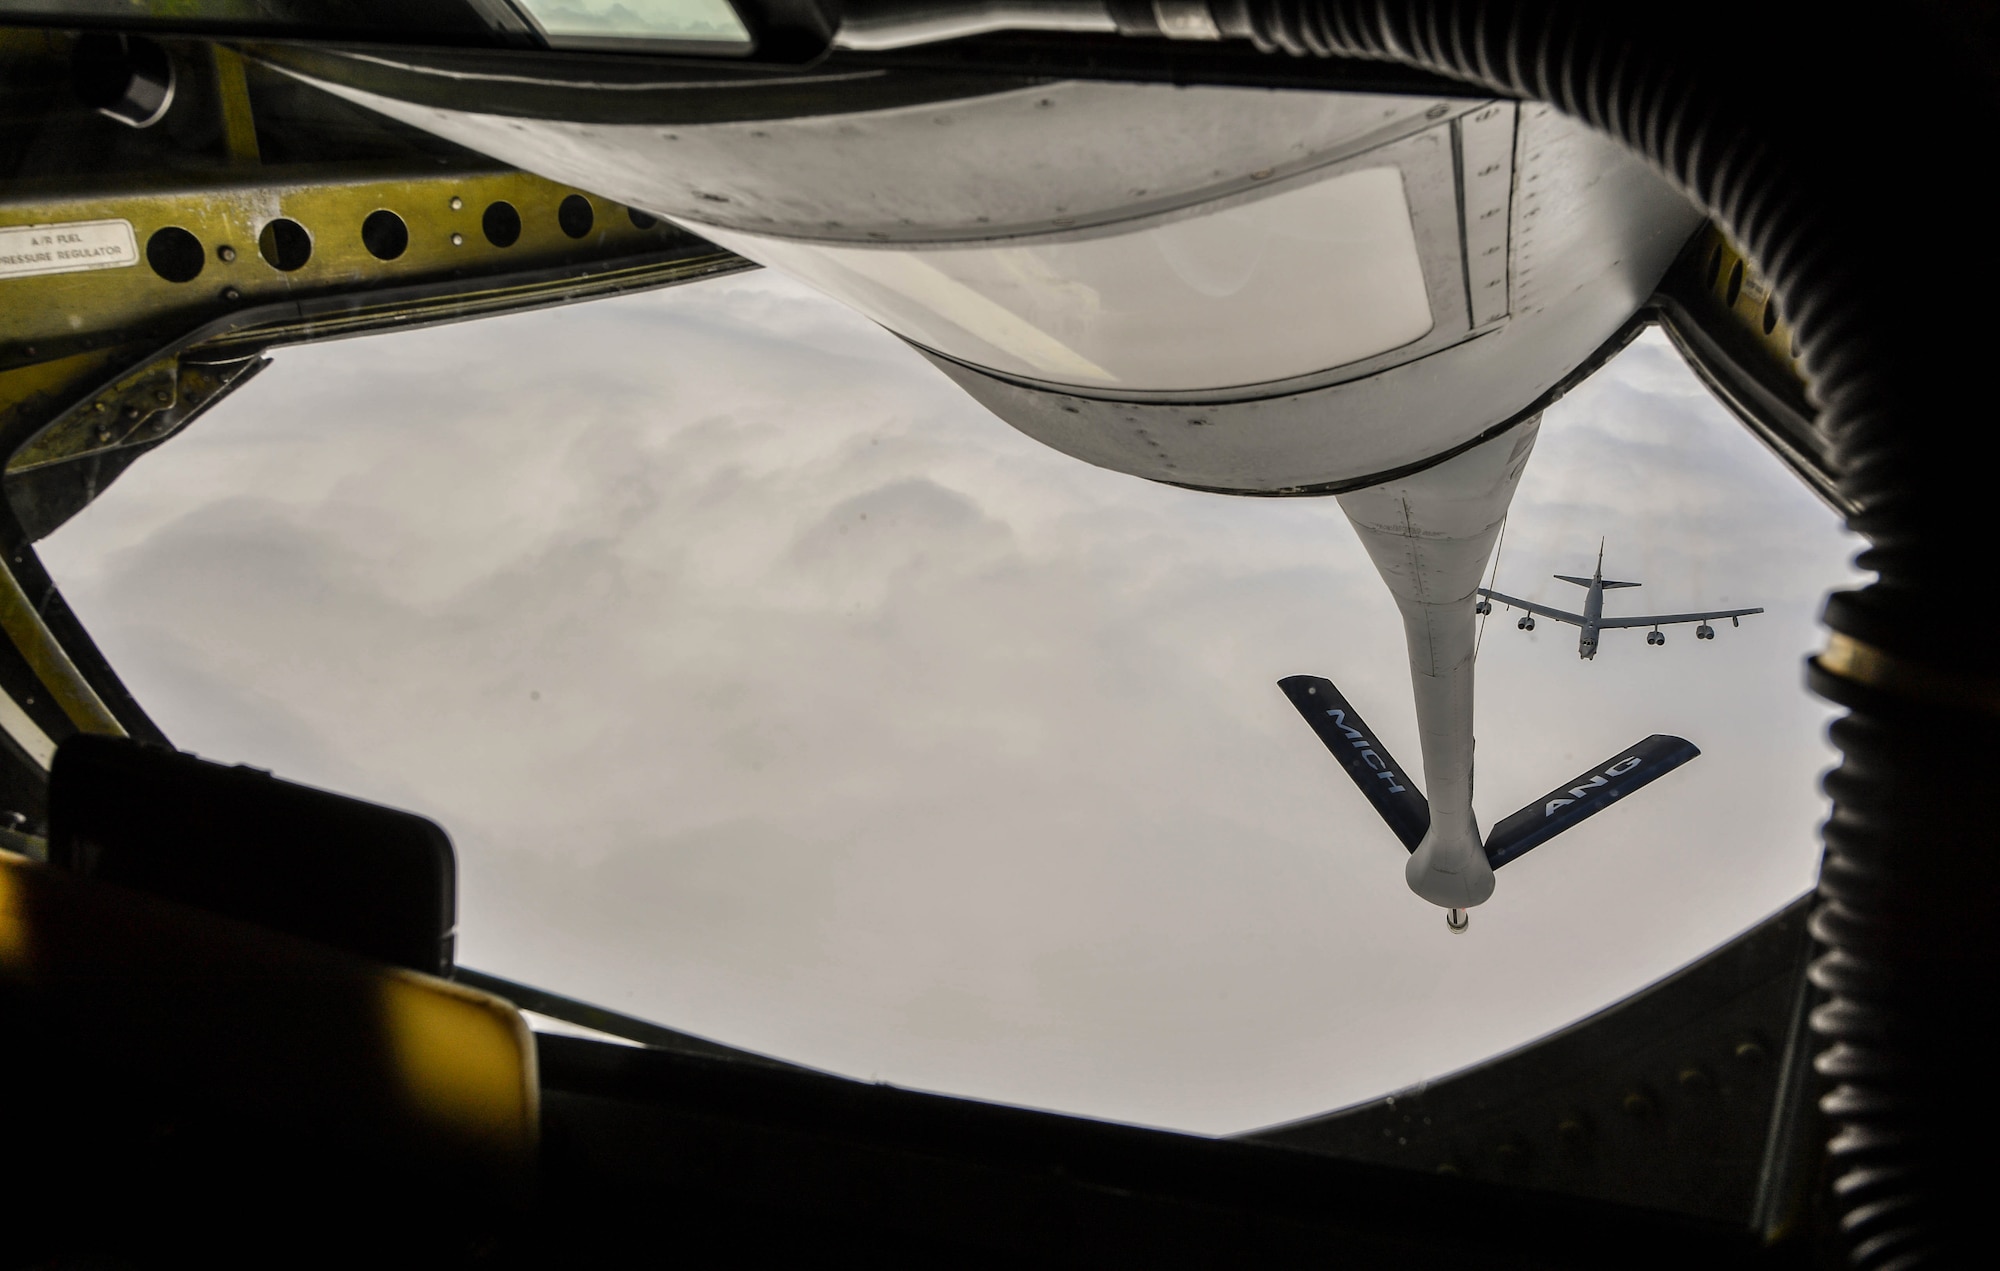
1446;907;1470;934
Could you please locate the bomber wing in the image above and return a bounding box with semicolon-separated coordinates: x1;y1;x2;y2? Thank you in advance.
1476;589;1586;626
1596;607;1764;629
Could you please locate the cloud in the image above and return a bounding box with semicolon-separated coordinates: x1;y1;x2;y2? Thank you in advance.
39;272;1863;1133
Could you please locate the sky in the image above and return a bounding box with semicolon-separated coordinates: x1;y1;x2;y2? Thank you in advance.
38;269;1864;1136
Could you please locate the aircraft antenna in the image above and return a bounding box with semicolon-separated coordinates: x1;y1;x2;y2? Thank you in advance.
1474;514;1509;662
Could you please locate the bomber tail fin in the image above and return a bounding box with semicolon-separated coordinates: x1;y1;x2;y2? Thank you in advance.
1482;734;1700;868
1278;676;1429;851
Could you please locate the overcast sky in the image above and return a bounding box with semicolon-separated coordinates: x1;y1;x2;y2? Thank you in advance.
40;270;1862;1135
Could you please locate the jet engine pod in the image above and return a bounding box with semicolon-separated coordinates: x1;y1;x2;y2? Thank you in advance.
1518;615;1536;631
281;54;1703;493
1696;623;1716;639
1648;630;1667;646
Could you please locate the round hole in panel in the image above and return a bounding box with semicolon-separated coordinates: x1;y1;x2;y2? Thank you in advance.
361;209;409;261
258;218;313;272
145;226;204;282
558;194;595;239
482;201;522;248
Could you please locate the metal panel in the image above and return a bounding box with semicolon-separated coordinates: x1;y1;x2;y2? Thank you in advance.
1458;100;1514;328
1245;896;1815;1225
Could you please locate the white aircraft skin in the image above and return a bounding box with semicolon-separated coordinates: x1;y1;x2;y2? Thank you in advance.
1479;547;1763;660
323;70;1707;926
1336;423;1541;913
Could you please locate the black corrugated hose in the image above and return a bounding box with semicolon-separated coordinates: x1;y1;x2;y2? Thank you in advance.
1194;3;1998;1267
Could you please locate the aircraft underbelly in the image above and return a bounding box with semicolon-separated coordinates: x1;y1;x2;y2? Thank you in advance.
289;68;1700;492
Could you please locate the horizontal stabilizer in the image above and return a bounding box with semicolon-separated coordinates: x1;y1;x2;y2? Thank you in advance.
1483;734;1700;868
1554;574;1640;588
1278;676;1429;851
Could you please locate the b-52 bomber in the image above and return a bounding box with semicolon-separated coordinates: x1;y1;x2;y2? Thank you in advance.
1477;544;1763;659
